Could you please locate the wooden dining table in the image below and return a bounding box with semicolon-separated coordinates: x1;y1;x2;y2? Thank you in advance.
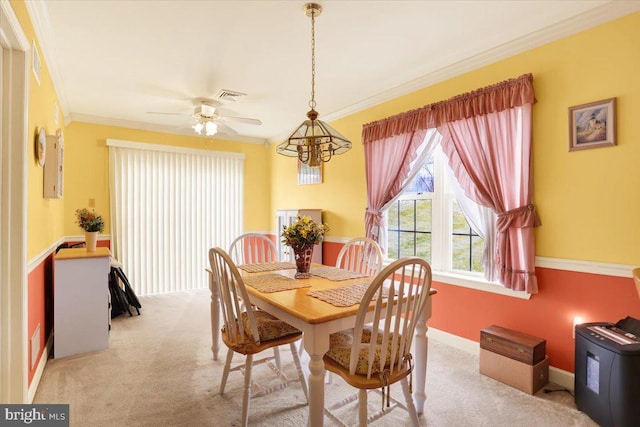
209;263;436;427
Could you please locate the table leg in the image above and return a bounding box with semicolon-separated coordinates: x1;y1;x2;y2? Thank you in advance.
307;354;325;426
208;271;220;361
413;293;432;414
304;332;328;427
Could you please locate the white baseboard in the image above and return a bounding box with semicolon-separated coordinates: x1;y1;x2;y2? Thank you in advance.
548;366;575;391
427;327;575;391
28;333;53;403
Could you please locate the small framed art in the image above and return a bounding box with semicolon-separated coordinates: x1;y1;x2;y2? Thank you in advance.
297;161;322;185
568;98;616;151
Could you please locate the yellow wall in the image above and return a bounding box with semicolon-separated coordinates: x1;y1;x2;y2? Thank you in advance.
62;123;272;238
271;11;640;266
13;0;271;260
11;0;66;260
18;0;640;267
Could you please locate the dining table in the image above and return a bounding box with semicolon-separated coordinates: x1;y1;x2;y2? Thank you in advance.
208;262;436;427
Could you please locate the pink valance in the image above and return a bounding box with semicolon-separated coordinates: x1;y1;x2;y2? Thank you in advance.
362;73;535;143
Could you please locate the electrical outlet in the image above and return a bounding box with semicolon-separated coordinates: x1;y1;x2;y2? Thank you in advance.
88;198;95;208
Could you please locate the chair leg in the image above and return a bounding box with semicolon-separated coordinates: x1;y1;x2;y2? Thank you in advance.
401;376;420;426
219;348;234;395
273;346;282;370
241;354;254;427
289;342;308;402
358;389;368;427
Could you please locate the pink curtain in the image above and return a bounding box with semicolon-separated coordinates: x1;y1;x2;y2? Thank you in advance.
439;104;540;293
363;129;427;244
362;73;540;293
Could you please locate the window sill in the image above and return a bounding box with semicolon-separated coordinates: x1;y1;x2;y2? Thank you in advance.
431;271;532;300
380;257;532;299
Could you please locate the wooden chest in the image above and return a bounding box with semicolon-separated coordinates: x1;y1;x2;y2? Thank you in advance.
480;325;546;365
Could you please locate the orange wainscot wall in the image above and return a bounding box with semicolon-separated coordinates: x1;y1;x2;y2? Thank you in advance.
323;241;640;373
27;239;111;385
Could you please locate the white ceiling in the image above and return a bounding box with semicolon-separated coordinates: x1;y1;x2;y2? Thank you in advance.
26;0;640;144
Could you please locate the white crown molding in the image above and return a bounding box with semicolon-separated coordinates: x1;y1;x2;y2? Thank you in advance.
24;0;69;114
1;0;29;49
320;1;640;125
68;113;267;145
27;0;640;146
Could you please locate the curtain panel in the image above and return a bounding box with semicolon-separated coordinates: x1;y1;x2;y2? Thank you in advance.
363;129;426;245
362;73;540;293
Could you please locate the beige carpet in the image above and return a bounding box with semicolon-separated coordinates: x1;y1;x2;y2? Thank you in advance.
34;289;597;426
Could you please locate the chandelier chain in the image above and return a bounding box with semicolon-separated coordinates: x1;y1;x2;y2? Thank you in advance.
309;8;316;110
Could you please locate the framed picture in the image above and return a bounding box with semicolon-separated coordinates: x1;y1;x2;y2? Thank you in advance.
297;161;322;185
569;98;616;151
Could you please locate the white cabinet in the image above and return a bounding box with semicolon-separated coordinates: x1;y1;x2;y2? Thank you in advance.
54;247;110;358
276;209;323;264
43;129;64;199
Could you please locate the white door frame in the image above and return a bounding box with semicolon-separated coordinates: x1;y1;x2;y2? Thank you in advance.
0;0;29;403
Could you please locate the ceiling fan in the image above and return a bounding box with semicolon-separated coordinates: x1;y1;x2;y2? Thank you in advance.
147;99;262;136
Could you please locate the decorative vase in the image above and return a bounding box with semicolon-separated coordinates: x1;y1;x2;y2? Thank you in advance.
292;243;314;279
85;231;98;252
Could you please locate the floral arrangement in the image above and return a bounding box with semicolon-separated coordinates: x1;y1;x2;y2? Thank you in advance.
75;208;105;233
281;215;329;248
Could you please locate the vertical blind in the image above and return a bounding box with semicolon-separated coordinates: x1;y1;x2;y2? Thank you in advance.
108;139;244;295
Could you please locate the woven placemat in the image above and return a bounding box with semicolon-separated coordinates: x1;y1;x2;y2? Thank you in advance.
307;282;388;307
310;266;371;281
238;262;296;273
244;273;311;293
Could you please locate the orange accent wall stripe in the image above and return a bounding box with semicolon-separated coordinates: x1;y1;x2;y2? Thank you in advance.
323;240;640;373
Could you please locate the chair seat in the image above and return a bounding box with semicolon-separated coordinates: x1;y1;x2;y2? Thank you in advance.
222;311;302;355
242;310;301;342
325;326;406;376
323;353;412;390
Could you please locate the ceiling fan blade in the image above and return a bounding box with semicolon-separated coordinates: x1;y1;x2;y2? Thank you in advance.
176;120;195;130
220;116;262;126
147;111;191;116
215;122;238;135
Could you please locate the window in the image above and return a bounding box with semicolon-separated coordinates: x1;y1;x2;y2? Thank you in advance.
387;158;433;261
386;146;484;276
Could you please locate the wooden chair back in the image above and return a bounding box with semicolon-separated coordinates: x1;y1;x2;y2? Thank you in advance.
350;256;432;378
209;247;260;346
336;237;383;276
228;233;278;265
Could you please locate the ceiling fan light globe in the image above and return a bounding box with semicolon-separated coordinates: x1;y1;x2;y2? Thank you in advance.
193;122;204;134
205;121;218;136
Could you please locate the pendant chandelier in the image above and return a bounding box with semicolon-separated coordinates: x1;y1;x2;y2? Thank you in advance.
276;3;352;167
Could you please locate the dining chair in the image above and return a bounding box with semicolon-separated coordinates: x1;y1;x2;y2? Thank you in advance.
209;247;308;427
336;237;383;276
305;237;383;361
228;233;278;265
323;256;433;427
228;233;283;367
